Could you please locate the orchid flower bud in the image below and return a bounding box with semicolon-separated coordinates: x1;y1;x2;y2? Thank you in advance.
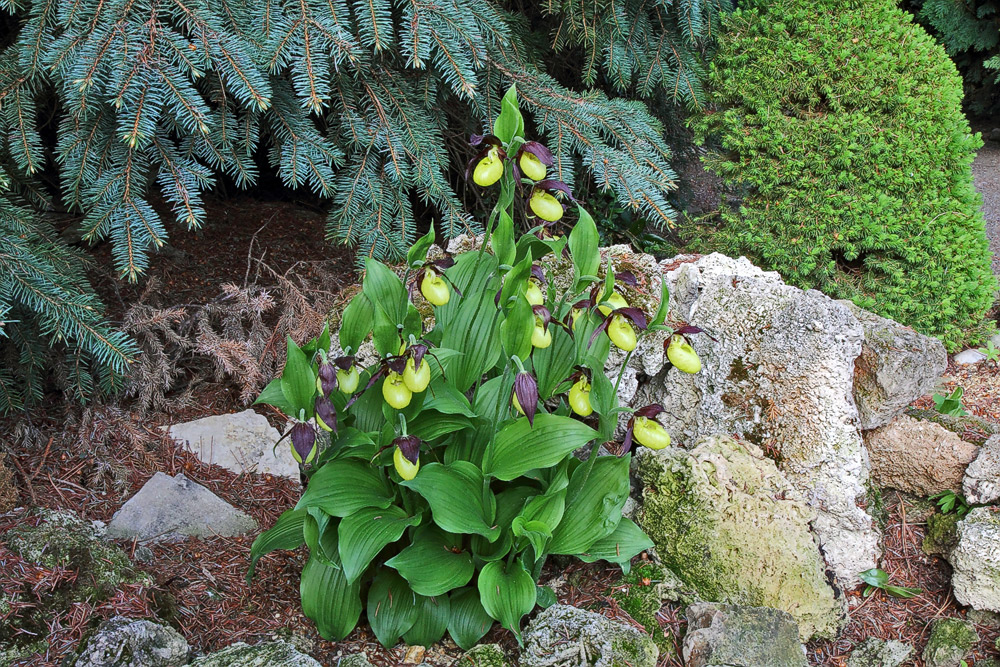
290;422;318;464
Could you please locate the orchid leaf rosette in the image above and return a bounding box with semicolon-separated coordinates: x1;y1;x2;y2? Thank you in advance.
249;86;708;648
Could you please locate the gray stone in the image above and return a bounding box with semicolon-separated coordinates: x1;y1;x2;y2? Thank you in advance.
635;253;879;586
636;435;844;640
166;410;297;480
74;617;190;667
190;641;321;666
682;603;807;667
964;434;1000;504
521;604;658;667
844;302;946;429
863;415;978;496
335;657;374;667
949;507;1000;612
455;644;507;667
954;348;987;365
106;472;257;542
846;638;913;667
921;618;978;667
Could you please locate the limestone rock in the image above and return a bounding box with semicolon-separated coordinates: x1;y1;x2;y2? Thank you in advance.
922;513;960;556
863;415;978;496
949;507;1000;612
521;604;658;667
954;348;987;365
635;252;879;586
335;657;374;667
904;407;999;445
846;638;913;667
921;618;978;667
189;641;321;666
682;603;807;667
106;472;257;542
166;410;297;480
843;302;946;429
636;435;844;640
964;434;1000;504
74;617;189;667
455;644;507;667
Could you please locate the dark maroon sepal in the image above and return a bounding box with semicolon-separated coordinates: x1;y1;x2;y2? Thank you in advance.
334;355;355;370
470;133;502;148
535;179;576;201
615;271;638;287
532;305;551;328
520;141;555;166
614;307;648;331
318;362;337;395
393;435;421;464
514;372;539;426
675;324;718;342
290;422;316;462
315;396;338;433
530;264;547;284
410;343;428;370
587;315;613;348
622;426;635;454
634;403;665;418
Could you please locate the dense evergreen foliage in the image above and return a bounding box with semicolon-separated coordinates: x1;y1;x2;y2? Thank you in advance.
0;0;728;412
692;0;996;349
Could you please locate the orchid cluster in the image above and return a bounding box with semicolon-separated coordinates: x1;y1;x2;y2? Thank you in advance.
250;86;712;650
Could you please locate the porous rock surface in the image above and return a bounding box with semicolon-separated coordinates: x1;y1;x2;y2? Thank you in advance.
964;434;1000;504
520;604;658;667
166;410;296;480
633;252;881;586
73;617;190;667
921;618;979;667
106;472;257;542
863;415;978;496
189;641;321;666
842;302;946;429
846;638;913;667
636;435;844;640
682;602;807;667
949;507;1000;612
455;644;507;667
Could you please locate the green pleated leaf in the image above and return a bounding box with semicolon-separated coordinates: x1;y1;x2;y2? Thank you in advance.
492;209;516;268
477;559;536;642
407;226;435;268
300;555;362;641
569;205;601;288
247;508;306;579
407;411;473;441
386;528;474;596
367;569;420;648
363;257;408;323
532;326;576;399
303;507;340;568
253;376;295;416
403;593;451;646
548;454;631;555
339;292;374;355
578;517;653;572
280;336;316;417
338;506;420;583
485;414;598;481
500;294;534;361
401;461;499;541
447;587;495;651
440;290;503;392
296;459;393;517
420;379;476;417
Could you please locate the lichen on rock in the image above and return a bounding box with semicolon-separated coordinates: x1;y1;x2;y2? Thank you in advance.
948;507;1000;612
189;640;321;666
923;512;960;556
455;644;508;667
73;616;190;667
520;604;658;667
682;602;808;667
921;618;978;667
636;434;844;640
846;637;913;667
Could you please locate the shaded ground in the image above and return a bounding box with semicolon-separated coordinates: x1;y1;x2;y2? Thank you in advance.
974;135;1000;279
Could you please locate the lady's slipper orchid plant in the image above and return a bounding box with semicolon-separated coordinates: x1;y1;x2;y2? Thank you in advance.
250;86;713;652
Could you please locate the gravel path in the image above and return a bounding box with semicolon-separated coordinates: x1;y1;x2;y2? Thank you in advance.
973;139;1000;279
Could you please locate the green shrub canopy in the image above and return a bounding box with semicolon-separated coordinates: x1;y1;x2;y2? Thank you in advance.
693;0;997;349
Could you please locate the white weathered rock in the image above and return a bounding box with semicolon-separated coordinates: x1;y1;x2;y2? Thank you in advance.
189;641;321;666
166;410;296;480
633;253;879;586
949;507;1000;612
846;638;913;667
954;348;987;365
964;435;1000;505
863;415;978;496
106;472;257;542
683;603;808;667
843;303;947;429
521;604;658;667
74;617;189;667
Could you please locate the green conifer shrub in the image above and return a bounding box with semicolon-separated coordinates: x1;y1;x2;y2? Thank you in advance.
692;0;997;349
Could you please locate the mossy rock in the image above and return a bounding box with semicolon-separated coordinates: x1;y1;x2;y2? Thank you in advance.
610;563;676;656
922;618;978;667
521;604;658;667
923;512;960;556
455;644;507;667
636;435;844;640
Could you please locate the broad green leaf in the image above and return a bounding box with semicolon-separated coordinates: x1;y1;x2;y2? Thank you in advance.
477;559;536;642
649;275;671;329
253;377;295;416
280;336;316;417
324;427;377;462
340;292;374;354
421;379;476;417
363;257;408;323
438;252;499;330
247;508;305;579
569;206;600;288
441;290;502;392
500;294;534;361
492;209;516;268
373;301;401;358
403;593;451;646
401;461;499;541
348;378;388;433
448;587;494;650
536;585;557;609
519;489;566;530
493;84;524;144
511;516;551;559
296;459;393;517
859;568;890;588
367;569;420;647
407;227;435;268
498;255;532;311
386;528;474;596
548;454;630;555
408;411;473;441
485;414;598;481
578;517;653;571
574;310;611;366
532;326;576;399
300;555;361;641
303;507;339;568
339;506;421;583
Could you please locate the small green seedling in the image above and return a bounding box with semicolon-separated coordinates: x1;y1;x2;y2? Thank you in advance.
932;386;968;417
930;490;971;518
858;568;922;599
977;340;1000;364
